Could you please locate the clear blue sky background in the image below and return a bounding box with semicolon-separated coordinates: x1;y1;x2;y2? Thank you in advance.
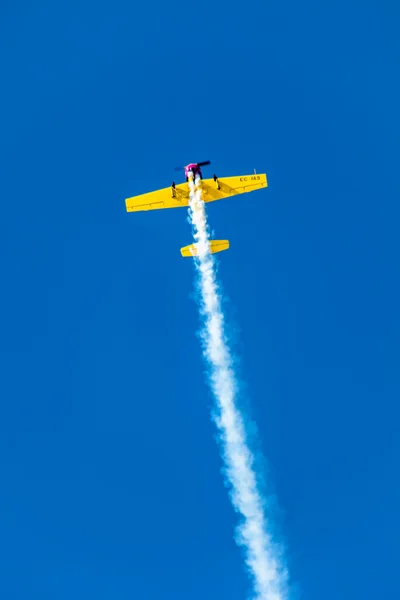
1;1;399;598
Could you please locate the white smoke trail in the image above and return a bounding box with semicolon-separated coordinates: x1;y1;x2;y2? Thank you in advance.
188;175;289;600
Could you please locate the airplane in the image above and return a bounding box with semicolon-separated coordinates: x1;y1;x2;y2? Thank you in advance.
125;161;268;258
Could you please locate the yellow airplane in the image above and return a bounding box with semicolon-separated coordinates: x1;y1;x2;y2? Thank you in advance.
125;162;268;257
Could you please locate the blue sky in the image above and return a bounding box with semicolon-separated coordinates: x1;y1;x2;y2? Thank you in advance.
1;1;399;598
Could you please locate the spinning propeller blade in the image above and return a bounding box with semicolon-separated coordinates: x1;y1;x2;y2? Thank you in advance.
174;161;210;171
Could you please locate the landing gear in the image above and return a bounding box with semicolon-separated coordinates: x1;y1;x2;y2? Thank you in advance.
213;174;220;189
171;181;176;197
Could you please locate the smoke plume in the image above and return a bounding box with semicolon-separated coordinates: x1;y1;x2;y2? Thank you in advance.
187;176;289;600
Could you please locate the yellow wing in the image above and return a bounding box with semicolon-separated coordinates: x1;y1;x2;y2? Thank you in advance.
125;174;267;213
200;173;267;203
125;182;190;212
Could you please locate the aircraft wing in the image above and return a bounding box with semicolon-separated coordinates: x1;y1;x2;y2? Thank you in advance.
200;173;267;203
125;182;190;212
125;173;267;213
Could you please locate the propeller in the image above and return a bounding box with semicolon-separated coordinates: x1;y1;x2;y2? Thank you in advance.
174;161;211;171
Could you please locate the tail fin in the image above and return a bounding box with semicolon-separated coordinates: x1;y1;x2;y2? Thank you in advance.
180;239;229;258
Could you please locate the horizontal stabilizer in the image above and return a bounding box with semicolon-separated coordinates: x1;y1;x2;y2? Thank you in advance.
180;240;229;258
